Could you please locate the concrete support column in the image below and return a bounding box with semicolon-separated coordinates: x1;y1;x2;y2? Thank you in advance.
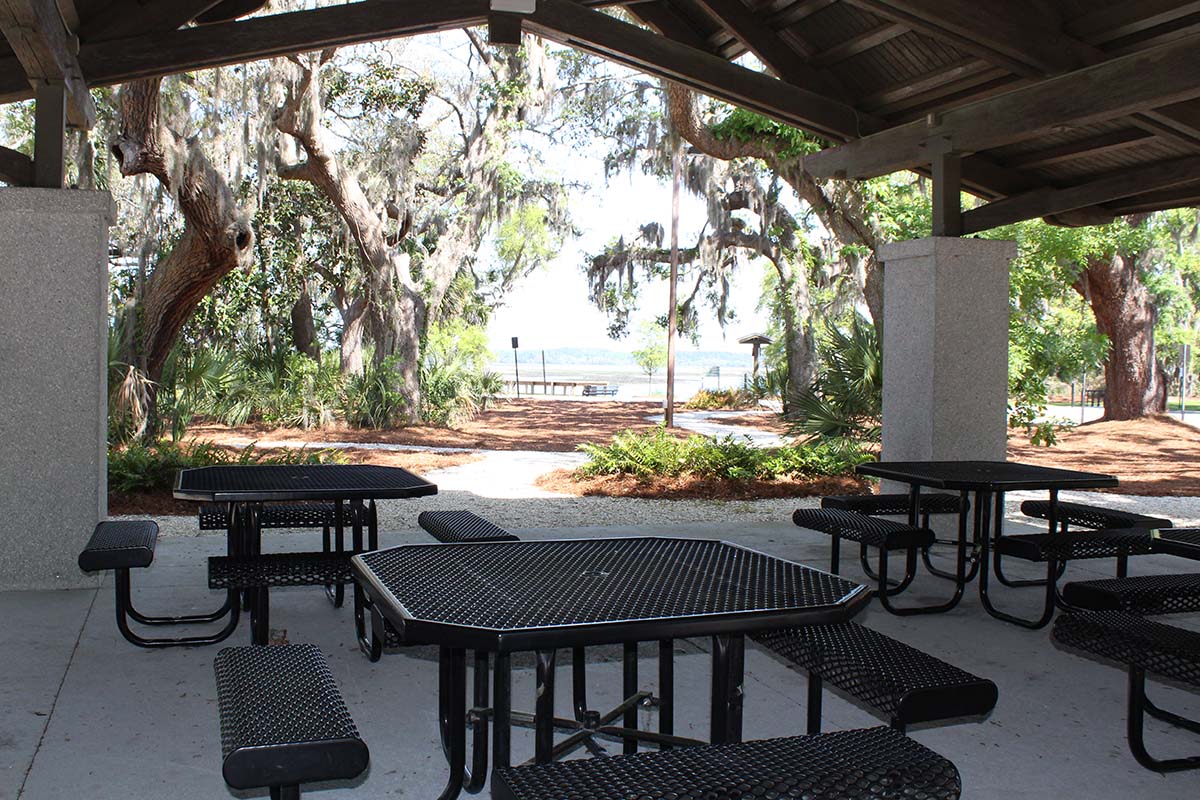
0;189;115;590
879;237;1016;465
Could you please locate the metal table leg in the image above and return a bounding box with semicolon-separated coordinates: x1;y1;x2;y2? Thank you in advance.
710;634;745;744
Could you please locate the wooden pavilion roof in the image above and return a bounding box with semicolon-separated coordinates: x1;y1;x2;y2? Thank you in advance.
2;1;1200;230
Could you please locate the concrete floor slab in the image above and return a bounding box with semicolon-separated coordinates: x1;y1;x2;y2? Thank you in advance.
6;522;1199;799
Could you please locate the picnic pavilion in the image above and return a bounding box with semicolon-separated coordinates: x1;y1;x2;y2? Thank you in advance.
3;4;1200;799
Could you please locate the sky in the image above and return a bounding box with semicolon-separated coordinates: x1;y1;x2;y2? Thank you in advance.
403;31;774;357
485;164;773;355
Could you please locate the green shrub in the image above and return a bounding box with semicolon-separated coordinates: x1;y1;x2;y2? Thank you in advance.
684;388;759;410
108;440;345;494
788;314;882;442
576;426;871;481
342;356;410;428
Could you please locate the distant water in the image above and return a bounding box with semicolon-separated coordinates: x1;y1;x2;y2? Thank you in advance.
490;362;754;400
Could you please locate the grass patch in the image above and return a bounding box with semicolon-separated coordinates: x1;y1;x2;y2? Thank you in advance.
683;389;760;411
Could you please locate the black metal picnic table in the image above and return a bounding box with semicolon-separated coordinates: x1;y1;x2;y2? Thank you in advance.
174;464;437;646
352;536;870;800
856;460;1118;624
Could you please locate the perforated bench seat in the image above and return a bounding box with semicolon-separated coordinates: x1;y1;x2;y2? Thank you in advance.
1054;611;1200;690
1062;574;1200;615
994;529;1155;562
78;520;158;571
493;726;962;800
199;502;339;531
821;493;964;517
214;644;369;792
1053;611;1200;772
753;623;997;730
1020;500;1172;531
793;508;935;551
417;510;518;543
208;552;355;589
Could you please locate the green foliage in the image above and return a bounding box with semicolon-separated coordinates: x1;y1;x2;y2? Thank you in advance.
789;314;882;442
342;356;410;429
709;108;824;160
684;389;758;410
630;320;667;384
577;426;871;481
108;441;344;494
420;320;503;425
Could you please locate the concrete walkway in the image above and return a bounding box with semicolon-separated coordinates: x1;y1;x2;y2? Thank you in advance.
5;514;1198;800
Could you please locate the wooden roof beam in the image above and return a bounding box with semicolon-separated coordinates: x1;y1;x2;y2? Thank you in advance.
803;32;1200;179
0;0;494;99
0;0;94;127
691;0;840;95
961;155;1200;234
522;0;872;141
81;1;223;41
841;0;1091;77
1065;0;1200;45
1104;181;1200;215
1001;129;1153;170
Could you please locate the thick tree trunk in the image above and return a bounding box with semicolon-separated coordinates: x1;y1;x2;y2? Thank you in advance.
339;297;367;377
275;53;422;422
779;271;816;416
1076;253;1166;419
290;285;320;359
111;78;254;388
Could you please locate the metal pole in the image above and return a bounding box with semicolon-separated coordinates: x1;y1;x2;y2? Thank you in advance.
541;349;547;391
1182;343;1190;420
1080;369;1086;424
665;138;681;427
512;337;520;398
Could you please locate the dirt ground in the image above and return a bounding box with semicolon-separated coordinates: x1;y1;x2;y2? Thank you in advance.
187;399;674;453
175;402;1200;500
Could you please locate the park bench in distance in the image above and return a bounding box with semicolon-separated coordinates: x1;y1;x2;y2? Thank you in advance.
581;383;618;396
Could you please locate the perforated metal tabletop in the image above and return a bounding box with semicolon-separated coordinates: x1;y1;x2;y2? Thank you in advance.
857;460;1117;492
352;537;870;651
173;464;438;502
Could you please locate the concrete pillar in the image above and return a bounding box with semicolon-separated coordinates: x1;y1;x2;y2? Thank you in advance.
0;189;114;590
879;237;1016;465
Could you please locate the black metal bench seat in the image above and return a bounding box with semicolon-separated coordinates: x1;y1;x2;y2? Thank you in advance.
792;508;965;615
981;528;1158;630
1063;573;1200;615
78;520;239;648
214;644;369;797
198;501;340;530
753;623;998;733
493;726;962;800
821;492;964;518
417;509;518;543
1053;611;1200;772
1019;500;1172;532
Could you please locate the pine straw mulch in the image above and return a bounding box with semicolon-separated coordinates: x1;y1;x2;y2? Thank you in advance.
1006;413;1200;496
535;470;869;500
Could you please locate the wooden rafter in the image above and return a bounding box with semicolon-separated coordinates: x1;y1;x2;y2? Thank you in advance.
1002;129;1153;170
1064;0;1200;45
691;0;840;95
81;1;223;41
803;32;1200;180
522;0;873;141
961;155;1200;234
0;0;95;127
0;0;494;101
